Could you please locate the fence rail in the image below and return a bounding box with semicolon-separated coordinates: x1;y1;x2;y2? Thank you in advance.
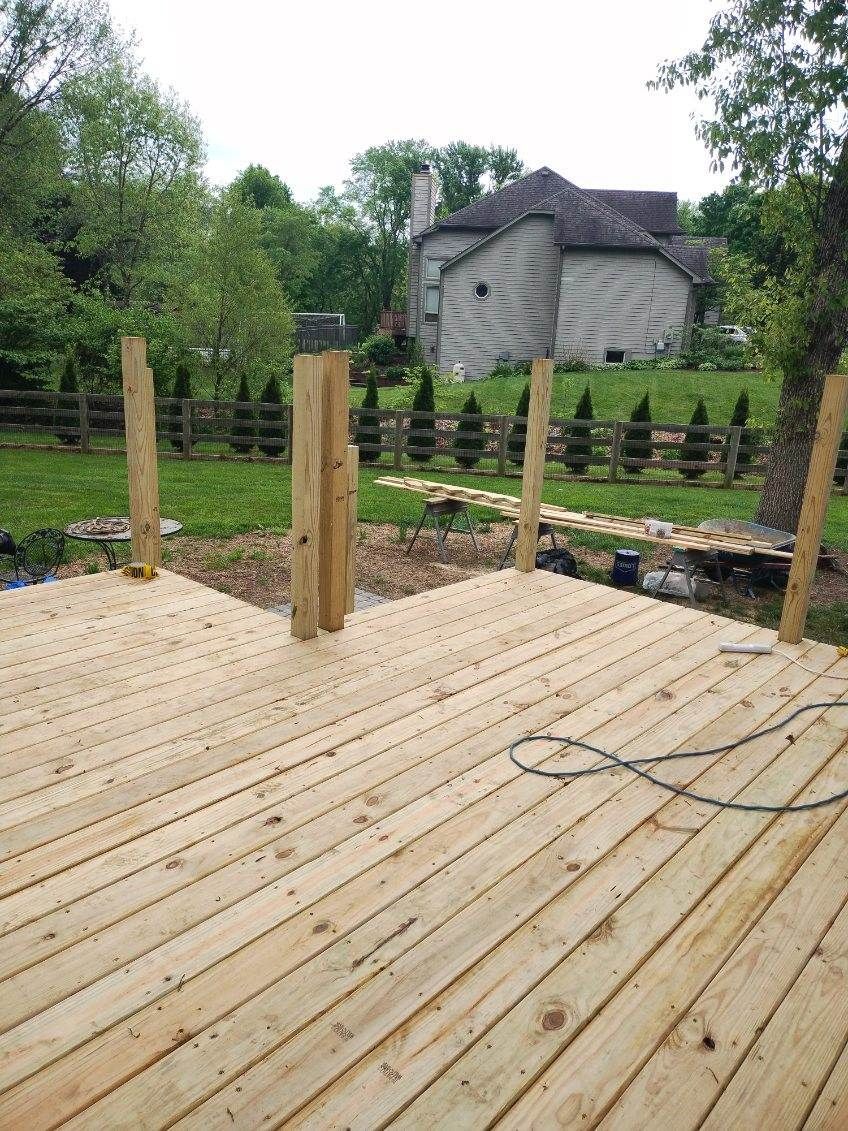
3;387;846;491
295;325;359;353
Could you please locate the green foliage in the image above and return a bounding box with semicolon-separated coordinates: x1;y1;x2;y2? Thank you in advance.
385;365;407;381
564;384;594;474
553;352;590;373
55;348;80;445
355;370;381;463
168;363;192;451
507;381;531;465
434;142;525;215
622;392;653;469
230;373;255;454
360;333;395;365
682;326;746;371
679;397;711;480
454;390;485;469
257;374;285;458
408;366;436;462
231;165;292;210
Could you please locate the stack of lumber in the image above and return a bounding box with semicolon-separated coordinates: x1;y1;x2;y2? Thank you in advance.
375;476;794;559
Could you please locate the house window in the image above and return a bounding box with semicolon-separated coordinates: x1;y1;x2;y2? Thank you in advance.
425;257;445;280
424;284;440;323
604;348;626;364
474;282;490;300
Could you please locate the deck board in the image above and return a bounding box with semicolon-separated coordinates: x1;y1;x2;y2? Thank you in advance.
1;568;846;1129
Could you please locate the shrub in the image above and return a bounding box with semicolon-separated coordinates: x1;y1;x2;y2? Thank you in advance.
355;371;381;463
257;374;285;457
168;364;193;451
507;381;531;465
408;366;436;461
230;373;256;454
622;392;653;469
563;383;595;474
360;333;395;365
697;361;718;371
554;351;590;373
454;390;485;469
55;347;80;445
681;326;745;371
726;387;754;478
385;365;408;381
678;397;712;479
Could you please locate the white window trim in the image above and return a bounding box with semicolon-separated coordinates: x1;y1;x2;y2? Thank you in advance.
425;257;446;280
474;282;490;301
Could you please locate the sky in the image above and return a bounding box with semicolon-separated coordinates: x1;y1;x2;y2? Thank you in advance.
107;0;732;205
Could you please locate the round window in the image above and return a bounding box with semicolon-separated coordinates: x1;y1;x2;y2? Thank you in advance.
474;282;490;300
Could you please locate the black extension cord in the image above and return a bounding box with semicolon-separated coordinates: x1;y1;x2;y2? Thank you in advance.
508;700;848;814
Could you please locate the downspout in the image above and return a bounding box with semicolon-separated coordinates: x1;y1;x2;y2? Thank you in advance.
549;246;565;360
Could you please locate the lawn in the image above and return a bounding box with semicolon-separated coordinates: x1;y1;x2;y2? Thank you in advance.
351;368;780;427
5;446;848;551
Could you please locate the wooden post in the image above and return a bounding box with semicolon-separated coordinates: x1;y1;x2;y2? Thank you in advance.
778;373;848;644
497;415;509;475
290;354;322;639
608;420;623;482
121;337;161;567
318;350;350;632
181;399;192;460
78;392;90;454
345;444;359;614
514;358;554;572
723;425;742;488
394;409;404;470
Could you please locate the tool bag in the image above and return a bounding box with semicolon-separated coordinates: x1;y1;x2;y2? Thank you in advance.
535;548;579;577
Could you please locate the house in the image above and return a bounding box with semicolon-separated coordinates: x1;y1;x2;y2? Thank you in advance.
407;165;721;378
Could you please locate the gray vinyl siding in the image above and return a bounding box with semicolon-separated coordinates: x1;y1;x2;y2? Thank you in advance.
415;229;485;363
437;215;559;378
553;249;692;363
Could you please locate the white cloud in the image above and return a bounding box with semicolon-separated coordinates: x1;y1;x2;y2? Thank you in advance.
108;0;730;203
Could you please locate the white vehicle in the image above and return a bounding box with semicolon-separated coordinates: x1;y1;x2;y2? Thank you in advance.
716;324;750;344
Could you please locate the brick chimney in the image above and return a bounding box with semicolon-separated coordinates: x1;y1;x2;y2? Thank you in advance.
410;162;435;237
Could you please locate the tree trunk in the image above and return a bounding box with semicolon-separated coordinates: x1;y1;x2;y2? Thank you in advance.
756;136;848;532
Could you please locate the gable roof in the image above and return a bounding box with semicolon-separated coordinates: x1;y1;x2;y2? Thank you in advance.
544;183;659;250
587;189;682;234
428;167;576;232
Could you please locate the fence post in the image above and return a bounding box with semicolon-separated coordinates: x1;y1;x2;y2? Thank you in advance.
345;444;359;615
608;420;622;482
121;337;161;567
291;354;322;640
285;403;294;463
318;350;350;633
181;399;192;460
78;392;90;453
394;409;404;470
779;372;848;644
723;425;741;488
497;416;509;475
515;359;554;572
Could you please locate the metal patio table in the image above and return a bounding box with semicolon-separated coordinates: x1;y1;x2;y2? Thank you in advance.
64;517;183;569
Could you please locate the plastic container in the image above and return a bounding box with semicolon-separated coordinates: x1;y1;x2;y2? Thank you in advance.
611;548;640;586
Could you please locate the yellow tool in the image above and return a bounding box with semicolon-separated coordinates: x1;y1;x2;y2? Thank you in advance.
121;561;158;580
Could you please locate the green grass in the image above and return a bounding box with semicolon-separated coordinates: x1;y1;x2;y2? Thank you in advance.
351;369;779;427
5;447;848;551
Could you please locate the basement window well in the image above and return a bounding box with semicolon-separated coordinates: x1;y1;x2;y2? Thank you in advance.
604;348;626;363
474;282;490;300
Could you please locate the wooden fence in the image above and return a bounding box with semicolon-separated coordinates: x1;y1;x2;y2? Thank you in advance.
295;324;359;352
3;387;846;490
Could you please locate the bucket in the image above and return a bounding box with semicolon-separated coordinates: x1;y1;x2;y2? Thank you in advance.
611;548;640;586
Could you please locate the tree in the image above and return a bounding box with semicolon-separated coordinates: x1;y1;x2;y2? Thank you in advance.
55;346;79;444
564;384;595;474
61;59;204;308
727;387;755;476
355;371;380;463
622;392;653;469
230;372;255;454
185;186;294;399
507;382;531;465
653;0;848;530
454;390;485;469
434;142;489;215
679;397;711;480
231;164;292;211
257;373;285;457
168;363;192;451
408;366;436;462
487;146;525;191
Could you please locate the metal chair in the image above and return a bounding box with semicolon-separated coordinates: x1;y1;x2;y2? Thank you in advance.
1;528;65;586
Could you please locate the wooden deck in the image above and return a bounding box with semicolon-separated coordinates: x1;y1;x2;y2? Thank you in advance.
1;566;848;1129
